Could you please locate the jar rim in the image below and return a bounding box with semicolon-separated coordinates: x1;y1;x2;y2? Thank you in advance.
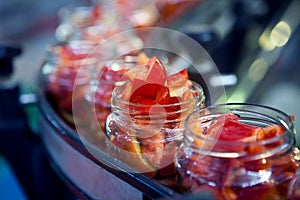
46;41;99;66
184;103;295;157
112;80;205;109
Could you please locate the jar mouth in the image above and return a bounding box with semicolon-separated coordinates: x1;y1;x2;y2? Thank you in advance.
184;103;295;158
46;41;98;66
58;57;98;68
111;80;205;116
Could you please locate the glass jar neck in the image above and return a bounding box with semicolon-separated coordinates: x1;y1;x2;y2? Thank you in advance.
111;80;205;130
183;103;296;160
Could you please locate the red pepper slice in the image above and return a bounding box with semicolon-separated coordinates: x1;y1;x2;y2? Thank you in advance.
145;56;167;85
167;68;188;81
129;82;183;120
123;57;193;119
218;120;258;141
166;68;189;96
130;82;170;103
203;114;260;152
205;114;256;142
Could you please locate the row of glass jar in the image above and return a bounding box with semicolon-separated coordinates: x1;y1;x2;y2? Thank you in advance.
44;39;300;199
106;79;300;199
44;2;300;198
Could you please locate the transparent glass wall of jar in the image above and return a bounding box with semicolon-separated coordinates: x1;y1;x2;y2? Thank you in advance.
176;103;299;199
105;67;205;189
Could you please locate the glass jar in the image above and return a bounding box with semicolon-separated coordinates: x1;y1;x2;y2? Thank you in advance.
176;103;299;199
86;54;139;131
84;31;144;131
105;77;205;183
46;40;96;125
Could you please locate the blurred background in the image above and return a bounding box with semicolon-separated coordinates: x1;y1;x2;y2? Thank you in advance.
0;0;299;199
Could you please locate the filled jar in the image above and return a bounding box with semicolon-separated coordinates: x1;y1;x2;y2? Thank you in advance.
46;40;96;125
105;56;205;186
84;32;144;131
176;103;299;199
86;52;147;131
